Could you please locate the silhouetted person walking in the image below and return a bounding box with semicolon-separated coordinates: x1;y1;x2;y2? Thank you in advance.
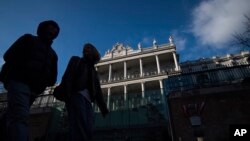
0;20;60;141
57;43;109;141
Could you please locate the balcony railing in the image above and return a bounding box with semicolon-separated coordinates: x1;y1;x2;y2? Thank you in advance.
100;67;179;84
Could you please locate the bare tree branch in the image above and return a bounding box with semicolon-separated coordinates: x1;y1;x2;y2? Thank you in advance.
233;15;250;48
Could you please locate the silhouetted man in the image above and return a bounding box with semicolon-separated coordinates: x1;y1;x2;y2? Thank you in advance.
0;20;60;141
56;43;109;141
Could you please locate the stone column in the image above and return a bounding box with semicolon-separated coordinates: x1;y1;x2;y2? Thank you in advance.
159;79;167;119
141;82;145;105
173;52;179;71
155;55;161;74
141;82;145;98
107;87;111;109
124;61;127;79
159;79;163;90
159;79;164;96
124;85;127;109
139;58;143;77
108;64;112;81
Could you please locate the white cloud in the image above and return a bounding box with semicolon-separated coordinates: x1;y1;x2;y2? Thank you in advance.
171;30;187;51
191;0;250;48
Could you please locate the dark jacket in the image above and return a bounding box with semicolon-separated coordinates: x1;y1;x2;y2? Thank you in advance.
68;56;107;112
3;34;58;94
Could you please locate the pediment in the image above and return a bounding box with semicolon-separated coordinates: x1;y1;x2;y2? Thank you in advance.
112;43;126;52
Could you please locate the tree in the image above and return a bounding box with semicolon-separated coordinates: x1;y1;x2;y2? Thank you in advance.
234;15;250;48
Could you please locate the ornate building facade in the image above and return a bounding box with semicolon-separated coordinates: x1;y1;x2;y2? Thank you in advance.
96;36;179;112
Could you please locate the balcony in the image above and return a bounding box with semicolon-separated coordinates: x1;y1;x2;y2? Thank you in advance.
99;67;179;84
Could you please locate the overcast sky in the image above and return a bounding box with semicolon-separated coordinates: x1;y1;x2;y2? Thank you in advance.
0;0;250;81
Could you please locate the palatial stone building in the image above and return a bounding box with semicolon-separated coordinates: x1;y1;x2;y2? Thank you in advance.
96;36;180;111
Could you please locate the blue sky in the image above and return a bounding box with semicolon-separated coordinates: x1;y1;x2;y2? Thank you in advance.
0;0;250;82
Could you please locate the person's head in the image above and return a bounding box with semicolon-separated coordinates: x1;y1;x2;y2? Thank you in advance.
83;43;101;64
37;20;60;41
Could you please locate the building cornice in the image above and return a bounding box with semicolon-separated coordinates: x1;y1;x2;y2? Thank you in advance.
97;44;176;66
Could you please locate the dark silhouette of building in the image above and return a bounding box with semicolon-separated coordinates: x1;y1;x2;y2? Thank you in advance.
165;52;250;141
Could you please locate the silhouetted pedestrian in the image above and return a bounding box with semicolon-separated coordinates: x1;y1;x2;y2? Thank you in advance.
60;43;109;141
0;20;60;141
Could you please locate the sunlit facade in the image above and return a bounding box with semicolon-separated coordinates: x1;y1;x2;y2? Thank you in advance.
96;36;180;112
